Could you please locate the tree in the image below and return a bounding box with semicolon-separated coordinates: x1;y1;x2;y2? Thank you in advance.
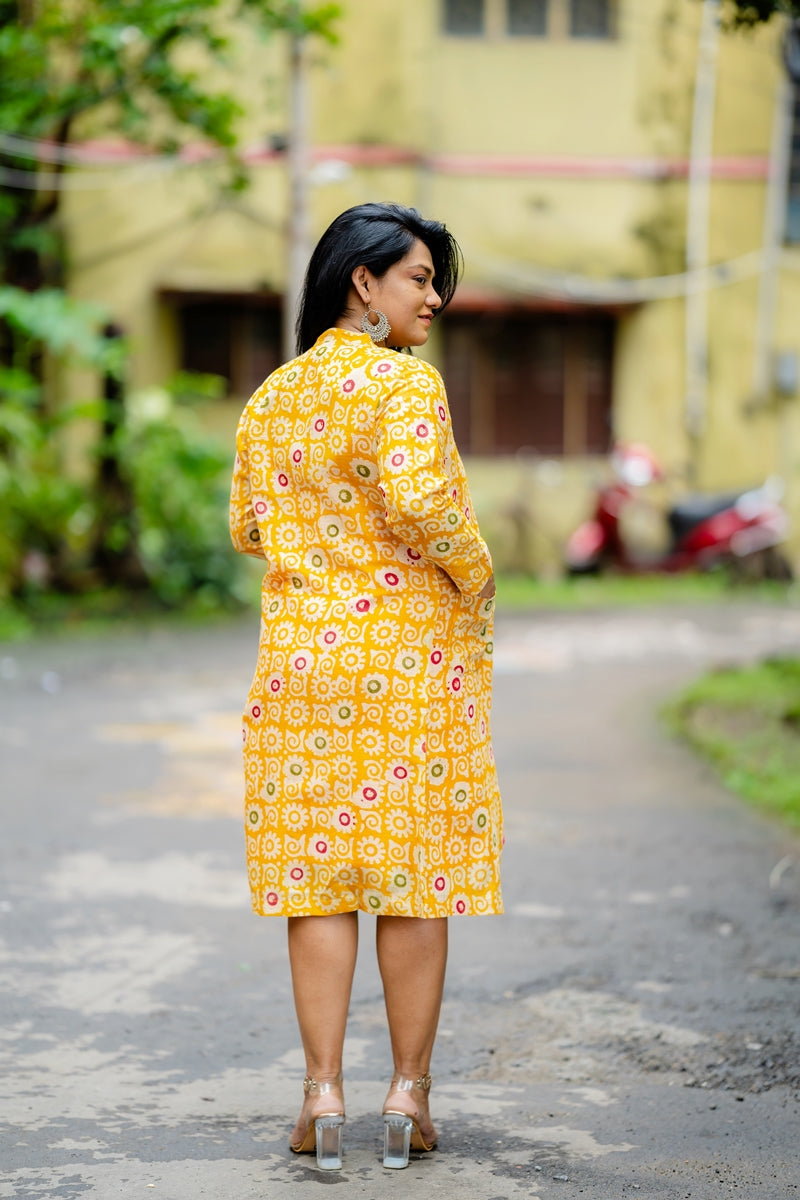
0;0;338;293
723;1;800;26
0;0;339;603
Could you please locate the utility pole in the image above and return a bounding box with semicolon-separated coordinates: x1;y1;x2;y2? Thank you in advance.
282;5;311;364
750;75;793;406
684;0;720;484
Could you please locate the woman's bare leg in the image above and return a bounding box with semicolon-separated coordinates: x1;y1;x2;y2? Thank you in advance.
287;911;358;1142
376;916;448;1142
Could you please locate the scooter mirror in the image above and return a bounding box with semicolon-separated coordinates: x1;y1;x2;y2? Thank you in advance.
619;455;656;487
764;475;786;503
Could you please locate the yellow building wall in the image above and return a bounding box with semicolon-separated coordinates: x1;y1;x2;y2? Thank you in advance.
61;0;800;570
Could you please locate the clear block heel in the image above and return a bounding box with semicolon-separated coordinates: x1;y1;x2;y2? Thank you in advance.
289;1074;345;1169
315;1114;344;1170
381;1072;437;1168
383;1113;413;1169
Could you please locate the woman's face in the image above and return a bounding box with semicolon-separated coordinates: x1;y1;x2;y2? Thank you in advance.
362;239;442;348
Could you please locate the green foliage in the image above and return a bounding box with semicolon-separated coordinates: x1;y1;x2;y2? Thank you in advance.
0;288;124;370
494;570;796;610
111;386;250;608
0;373;96;598
664;658;800;827
0;372;255;612
0;0;340;278
0;0;337;620
722;1;800;26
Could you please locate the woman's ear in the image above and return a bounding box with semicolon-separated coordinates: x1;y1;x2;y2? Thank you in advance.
351;265;370;305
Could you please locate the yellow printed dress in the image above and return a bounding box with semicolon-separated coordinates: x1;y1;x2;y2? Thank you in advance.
230;327;503;918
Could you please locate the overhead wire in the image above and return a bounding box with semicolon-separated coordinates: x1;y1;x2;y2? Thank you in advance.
0;5;796;297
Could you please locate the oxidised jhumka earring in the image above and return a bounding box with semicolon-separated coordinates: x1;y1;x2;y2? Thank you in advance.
361;299;391;343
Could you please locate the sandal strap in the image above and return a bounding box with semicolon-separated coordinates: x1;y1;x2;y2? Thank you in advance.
302;1073;343;1096
391;1072;432;1092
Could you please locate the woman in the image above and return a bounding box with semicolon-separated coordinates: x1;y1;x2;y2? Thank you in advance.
230;202;502;1171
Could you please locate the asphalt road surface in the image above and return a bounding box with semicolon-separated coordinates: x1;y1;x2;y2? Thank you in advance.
2;602;799;1200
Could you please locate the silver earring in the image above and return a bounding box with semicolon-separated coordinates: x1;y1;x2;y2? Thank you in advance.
361;301;391;342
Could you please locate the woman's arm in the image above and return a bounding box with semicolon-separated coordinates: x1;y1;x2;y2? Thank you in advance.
229;425;267;560
374;366;493;597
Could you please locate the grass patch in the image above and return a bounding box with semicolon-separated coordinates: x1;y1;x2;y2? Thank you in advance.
495;570;796;611
664;658;800;827
0;585;256;645
1;569;794;643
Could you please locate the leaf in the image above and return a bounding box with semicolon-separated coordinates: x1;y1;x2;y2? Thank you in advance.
0;288;122;369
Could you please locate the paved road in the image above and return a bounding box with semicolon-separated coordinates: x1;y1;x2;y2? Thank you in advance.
2;603;799;1199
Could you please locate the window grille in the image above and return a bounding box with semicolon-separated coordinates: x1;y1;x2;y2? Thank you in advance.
788;88;800;244
569;0;612;38
444;315;614;456
443;0;485;35
507;0;548;36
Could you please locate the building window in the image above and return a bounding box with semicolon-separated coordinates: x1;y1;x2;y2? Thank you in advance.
443;314;614;456
441;0;615;38
165;292;282;399
569;0;612;38
443;0;484;35
788;87;800;244
507;0;548;36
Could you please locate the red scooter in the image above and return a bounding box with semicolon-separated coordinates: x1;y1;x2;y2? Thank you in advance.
565;443;793;580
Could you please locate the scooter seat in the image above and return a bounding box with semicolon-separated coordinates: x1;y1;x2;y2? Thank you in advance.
668;492;742;543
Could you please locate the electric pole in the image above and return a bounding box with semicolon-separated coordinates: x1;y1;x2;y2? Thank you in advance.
685;0;720;484
282;6;311;364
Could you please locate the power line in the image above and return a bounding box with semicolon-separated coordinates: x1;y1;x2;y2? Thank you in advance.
466;244;800;304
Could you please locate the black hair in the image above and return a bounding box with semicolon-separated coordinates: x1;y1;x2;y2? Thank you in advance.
295;202;462;354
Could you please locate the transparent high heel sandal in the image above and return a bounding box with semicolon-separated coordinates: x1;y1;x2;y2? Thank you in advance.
289;1075;345;1170
382;1072;437;1169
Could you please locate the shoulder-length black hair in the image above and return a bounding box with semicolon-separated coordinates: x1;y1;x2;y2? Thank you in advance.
295;202;462;354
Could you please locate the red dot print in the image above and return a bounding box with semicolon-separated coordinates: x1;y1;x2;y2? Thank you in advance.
251;704;261;718
339;812;352;827
407;548;421;561
277;473;288;487
270;679;281;692
416;423;429;437
266;892;279;906
391;453;405;467
324;630;337;644
452;678;461;692
377;362;391;373
454;664;464;675
385;572;399;586
316;841;328;854
292;449;302;463
434;876;446;892
393;766;408;780
456;900;466;914
290;867;304;881
294;656;306;670
362;786;377;801
355;599;370;612
438;405;446;421
254;501;267;515
314;418;325;431
430;650;442;665
343;379;355;393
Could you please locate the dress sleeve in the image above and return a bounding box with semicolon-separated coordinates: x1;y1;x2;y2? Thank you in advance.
374;365;493;597
229;421;266;560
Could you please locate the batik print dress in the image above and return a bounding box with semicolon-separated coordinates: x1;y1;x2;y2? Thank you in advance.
230;326;503;918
